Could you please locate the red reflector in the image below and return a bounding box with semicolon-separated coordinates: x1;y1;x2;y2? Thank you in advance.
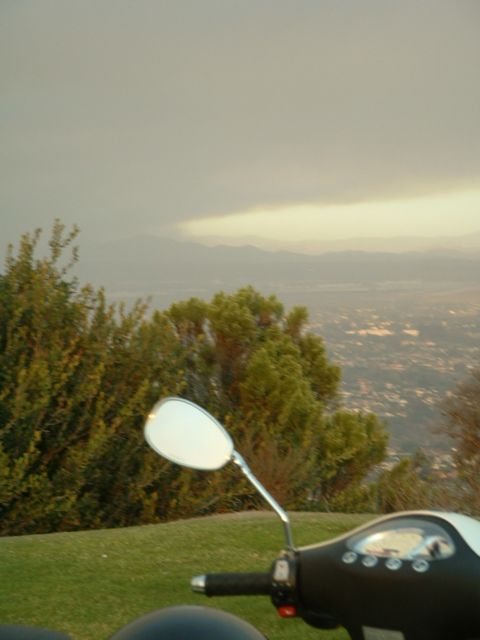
277;605;297;618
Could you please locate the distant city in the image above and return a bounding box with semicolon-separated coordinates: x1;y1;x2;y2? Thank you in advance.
305;290;480;457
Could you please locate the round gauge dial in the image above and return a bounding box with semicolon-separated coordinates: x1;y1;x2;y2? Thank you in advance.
347;518;455;560
358;529;424;558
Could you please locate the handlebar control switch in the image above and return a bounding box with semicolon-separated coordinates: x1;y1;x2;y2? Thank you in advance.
271;553;298;617
272;558;293;585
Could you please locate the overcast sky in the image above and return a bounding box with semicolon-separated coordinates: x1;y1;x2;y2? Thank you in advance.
2;0;480;251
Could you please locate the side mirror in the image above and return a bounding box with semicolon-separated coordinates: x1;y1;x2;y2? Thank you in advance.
145;398;233;471
144;397;295;550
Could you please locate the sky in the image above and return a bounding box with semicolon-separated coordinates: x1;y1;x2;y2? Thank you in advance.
2;0;480;253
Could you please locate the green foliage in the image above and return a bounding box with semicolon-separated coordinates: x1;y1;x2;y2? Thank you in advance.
0;222;184;534
312;411;388;511
161;288;387;517
0;222;390;534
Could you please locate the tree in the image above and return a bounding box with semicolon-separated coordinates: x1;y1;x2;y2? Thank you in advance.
440;369;480;514
0;222;185;534
163;287;387;515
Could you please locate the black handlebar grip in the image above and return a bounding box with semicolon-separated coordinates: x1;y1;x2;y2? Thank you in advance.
203;572;272;597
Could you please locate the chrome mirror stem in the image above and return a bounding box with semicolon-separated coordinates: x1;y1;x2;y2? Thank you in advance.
232;450;295;551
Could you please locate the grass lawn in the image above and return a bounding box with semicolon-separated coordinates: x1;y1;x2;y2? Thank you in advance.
0;511;371;640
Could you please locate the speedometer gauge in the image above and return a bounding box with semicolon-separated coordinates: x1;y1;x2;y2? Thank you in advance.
358;529;424;557
347;518;455;560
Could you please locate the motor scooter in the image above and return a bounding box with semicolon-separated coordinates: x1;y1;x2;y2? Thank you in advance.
137;396;480;640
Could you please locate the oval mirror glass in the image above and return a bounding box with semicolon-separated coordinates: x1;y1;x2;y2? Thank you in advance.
144;397;234;470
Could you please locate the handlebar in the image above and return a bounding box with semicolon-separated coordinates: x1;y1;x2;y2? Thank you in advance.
191;572;272;597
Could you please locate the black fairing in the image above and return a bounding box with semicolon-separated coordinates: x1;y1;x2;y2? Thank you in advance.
0;625;71;639
108;605;266;640
296;513;480;640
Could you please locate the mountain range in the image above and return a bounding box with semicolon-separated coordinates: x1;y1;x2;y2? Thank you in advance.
192;231;480;254
75;233;480;309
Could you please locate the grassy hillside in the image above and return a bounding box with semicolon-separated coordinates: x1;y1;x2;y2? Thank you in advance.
0;511;370;640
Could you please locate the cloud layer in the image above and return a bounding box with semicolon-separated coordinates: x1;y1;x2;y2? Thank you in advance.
2;0;479;245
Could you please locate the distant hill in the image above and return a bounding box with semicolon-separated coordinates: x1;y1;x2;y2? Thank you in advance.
197;230;480;254
75;234;480;307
